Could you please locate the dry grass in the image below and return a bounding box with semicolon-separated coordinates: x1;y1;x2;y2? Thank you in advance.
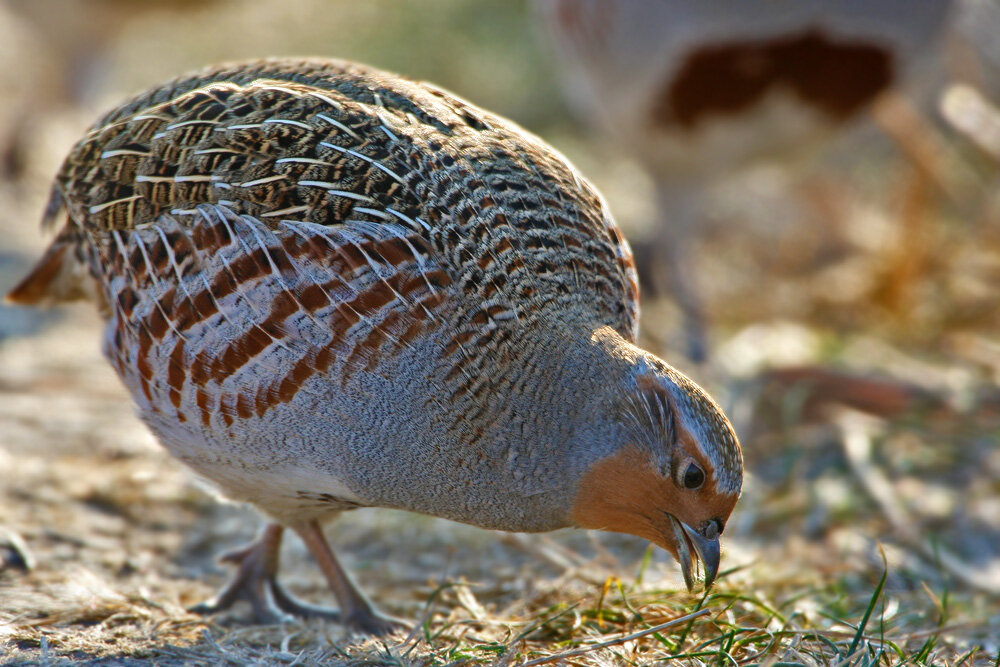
1;1;999;665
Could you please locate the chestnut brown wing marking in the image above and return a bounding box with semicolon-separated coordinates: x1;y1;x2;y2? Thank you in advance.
103;204;451;428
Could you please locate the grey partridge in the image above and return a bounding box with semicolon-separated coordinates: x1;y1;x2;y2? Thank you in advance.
7;58;743;635
534;0;950;360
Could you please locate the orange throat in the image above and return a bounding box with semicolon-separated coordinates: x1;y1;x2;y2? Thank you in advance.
569;445;737;555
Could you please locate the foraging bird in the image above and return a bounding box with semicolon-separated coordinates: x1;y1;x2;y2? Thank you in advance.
7;59;742;634
534;0;950;360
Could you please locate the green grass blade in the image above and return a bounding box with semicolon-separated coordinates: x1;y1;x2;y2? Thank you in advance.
848;558;888;658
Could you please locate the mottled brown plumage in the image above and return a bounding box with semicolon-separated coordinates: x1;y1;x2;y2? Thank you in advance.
9;58;741;634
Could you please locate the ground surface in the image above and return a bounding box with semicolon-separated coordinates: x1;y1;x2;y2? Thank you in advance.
1;1;1000;665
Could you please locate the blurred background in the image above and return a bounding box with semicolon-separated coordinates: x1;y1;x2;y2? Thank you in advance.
0;1;998;664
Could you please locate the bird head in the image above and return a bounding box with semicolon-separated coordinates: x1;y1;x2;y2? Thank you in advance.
570;352;742;592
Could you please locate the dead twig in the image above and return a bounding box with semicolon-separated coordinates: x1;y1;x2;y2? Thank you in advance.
517;608;713;666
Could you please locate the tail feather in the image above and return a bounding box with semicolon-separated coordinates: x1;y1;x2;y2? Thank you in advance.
6;185;105;308
5;225;99;307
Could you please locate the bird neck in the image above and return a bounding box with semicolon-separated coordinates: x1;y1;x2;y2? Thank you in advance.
386;321;646;530
470;321;653;484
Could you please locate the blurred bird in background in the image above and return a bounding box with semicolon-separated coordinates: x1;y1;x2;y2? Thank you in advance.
534;0;951;363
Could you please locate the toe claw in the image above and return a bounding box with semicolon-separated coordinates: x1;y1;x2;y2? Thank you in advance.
268;579;342;622
189;588;291;625
344;610;409;636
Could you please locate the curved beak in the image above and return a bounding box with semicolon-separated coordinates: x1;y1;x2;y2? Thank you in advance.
668;515;720;592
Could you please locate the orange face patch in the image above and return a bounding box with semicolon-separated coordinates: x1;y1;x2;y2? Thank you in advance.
570;444;738;556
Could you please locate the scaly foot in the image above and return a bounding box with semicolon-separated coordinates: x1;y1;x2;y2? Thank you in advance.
190;521;407;636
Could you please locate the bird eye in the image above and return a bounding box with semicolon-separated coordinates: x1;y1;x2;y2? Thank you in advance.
683;463;705;489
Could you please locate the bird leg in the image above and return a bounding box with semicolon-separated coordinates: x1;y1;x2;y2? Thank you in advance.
652;180;709;363
190;520;406;635
189;522;318;624
294;519;408;636
191;522;353;625
661;240;708;364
